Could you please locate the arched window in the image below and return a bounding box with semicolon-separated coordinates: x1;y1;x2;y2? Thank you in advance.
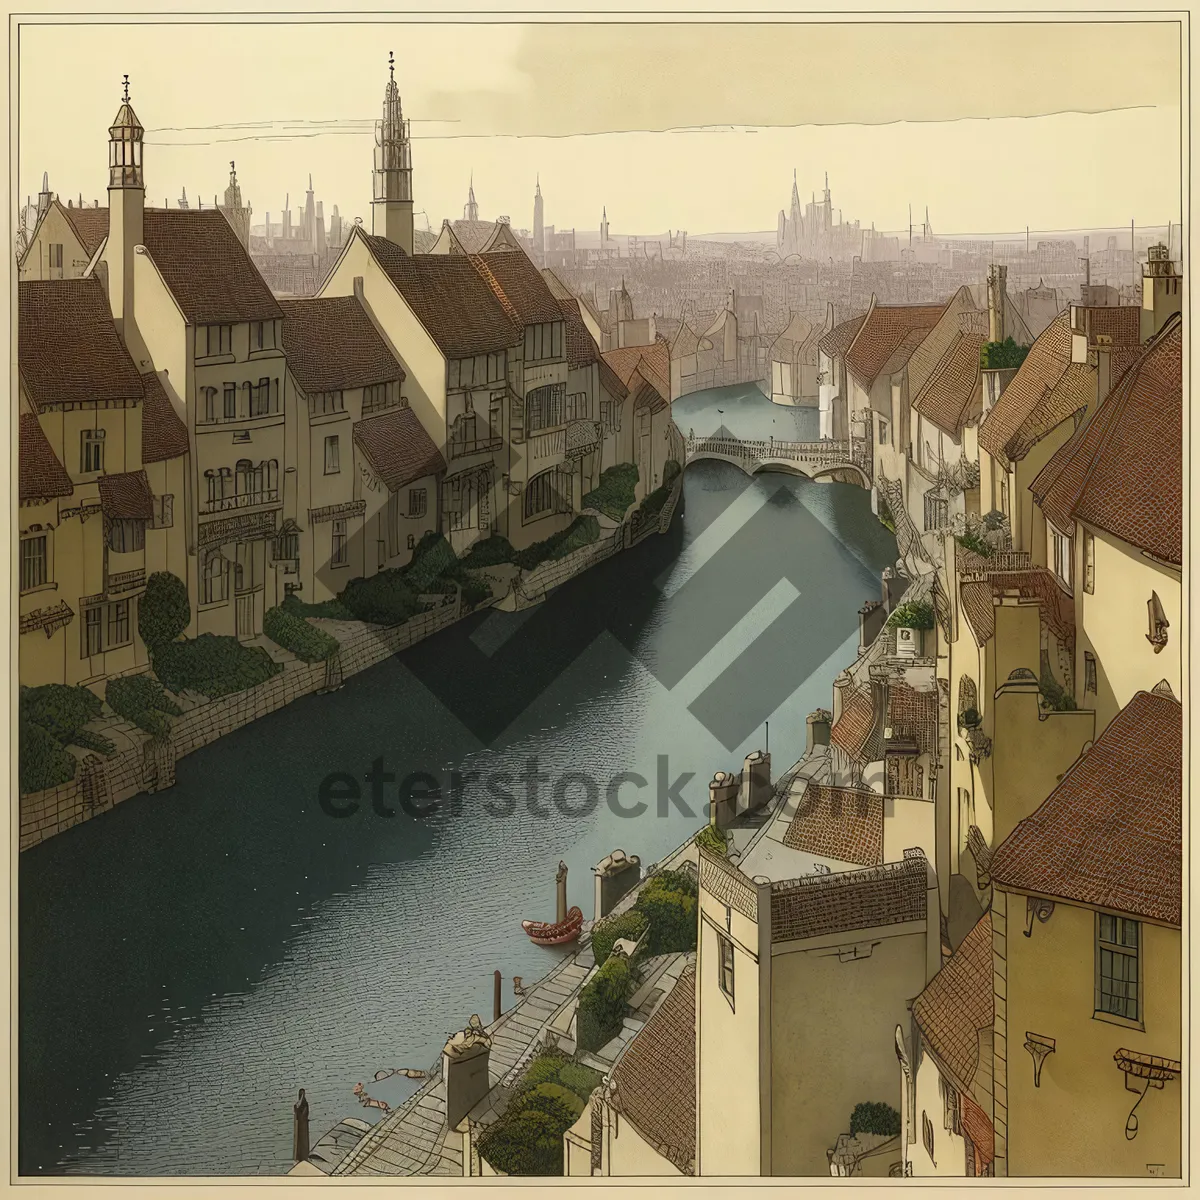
957;675;979;726
201;387;218;423
201;549;227;604
235;459;253;502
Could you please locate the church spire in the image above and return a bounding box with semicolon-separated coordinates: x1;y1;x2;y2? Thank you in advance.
372;50;414;252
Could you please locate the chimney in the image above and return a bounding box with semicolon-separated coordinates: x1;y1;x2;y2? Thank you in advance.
292;1089;310;1163
858;599;885;652
708;771;739;830
805;710;832;755
443;1018;492;1130
987;264;1007;343
738;750;772;813
592;850;642;921
353;275;365;302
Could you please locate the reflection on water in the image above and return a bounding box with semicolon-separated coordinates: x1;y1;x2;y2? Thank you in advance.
671;381;819;441
19;385;895;1176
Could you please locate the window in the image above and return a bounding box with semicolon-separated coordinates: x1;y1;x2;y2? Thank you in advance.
81;429;105;474
922;1112;935;1163
324;435;340;474
387;489;402;559
249;377;272;417
923;491;949;532
84;606;103;657
82;599;132;657
526;383;567;433
1096;914;1140;1023
202;387;219;423
1083;530;1095;594
1051;525;1072;589
331;519;348;567
151;494;174;529
565;392;590;422
204;324;233;357
274;528;299;562
878;418;889;446
223;383;238;420
251;321;274;351
49;243;64;270
717;932;735;1005
311;390;345;416
600;400;614;429
20;534;47;591
1084;651;1097;694
106;599;131;648
524;468;568;520
201;550;227;604
408;487;427;518
107;518;146;553
363;382;394;415
523;322;563;361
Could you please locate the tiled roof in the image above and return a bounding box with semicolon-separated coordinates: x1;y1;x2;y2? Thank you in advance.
912;912;993;1094
818;312;866;359
608;963;696;1175
990;689;1182;926
1084;305;1141;348
1009;362;1096;459
771;311;816;352
539;268;575;301
353;406;446;492
412;228;439;255
360;232;520;358
671;322;701;357
140;372;190;463
906;289;978;400
1031;316;1181;565
831;687;876;762
888;684;940;757
61;202;110;258
845;301;947;389
770;852;929;944
603;343;670;403
476;251;564;327
142;209;284;323
448;218;501;253
98;469;154;520
958;567;1074;649
280;296;405;394
19;413;73;503
781;785;884;866
19;278;144;411
959;581;995;644
913;331;984;437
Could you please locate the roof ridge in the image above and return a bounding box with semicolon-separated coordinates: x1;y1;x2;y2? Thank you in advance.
466;253;521;328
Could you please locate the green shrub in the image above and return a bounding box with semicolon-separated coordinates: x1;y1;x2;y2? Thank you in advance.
281;592;353;620
478;1106;564;1176
636;878;698;957
581;462;639;521
19;719;77;794
980;337;1030;371
263;605;340;663
577;955;637;1054
637;484;670;521
152;634;281;699
403;532;457;593
1039;668;1077;712
515;1081;584;1126
20;683;103;744
460;535;516;568
106;675;182;739
556;1060;603;1101
695;823;727;857
339;570;423;626
513;1053;569;1094
514;516;600;572
139;571;191;650
850;1101;901;1138
877;494;896;534
68;727;116;756
886;600;936;631
460;576;492;610
590;909;650;968
955;529;993;558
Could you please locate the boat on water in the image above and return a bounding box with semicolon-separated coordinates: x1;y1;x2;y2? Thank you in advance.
522;860;582;945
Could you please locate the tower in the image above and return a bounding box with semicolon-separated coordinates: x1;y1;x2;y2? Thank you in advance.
464;173;479;222
372;50;414;254
106;74;145;343
303;173;316;249
37;171;53;219
220;160;252;250
1140;243;1182;342
601;206;609;248
533;176;544;262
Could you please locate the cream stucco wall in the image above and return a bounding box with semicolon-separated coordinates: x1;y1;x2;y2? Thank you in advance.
882;797;937;866
19;202;94;280
910;1046;969;1176
606;1106;684;1176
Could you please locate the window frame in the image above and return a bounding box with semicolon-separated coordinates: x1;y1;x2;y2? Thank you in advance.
1084;650;1098;694
324;434;341;475
408;487;428;518
717;931;735;1008
81;598;133;656
20;533;49;592
331;518;349;568
1050;524;1073;591
1094;912;1143;1028
1082;529;1095;594
80;428;105;474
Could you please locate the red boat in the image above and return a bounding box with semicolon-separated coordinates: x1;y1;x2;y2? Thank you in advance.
522;906;583;946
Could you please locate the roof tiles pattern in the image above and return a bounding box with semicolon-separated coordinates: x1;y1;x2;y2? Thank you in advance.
781;785;884;866
281;296;405;394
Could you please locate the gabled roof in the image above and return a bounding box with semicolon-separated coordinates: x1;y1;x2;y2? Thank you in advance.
603;342;670;402
429;218;504;255
912;330;984;437
781;784;884;866
608;962;696;1175
353;405;446;492
19;277;144;411
280;296;405;394
845;300;948;389
412;228;439;254
958;567;1075;650
1031;316;1181;565
141;208;283;324
556;297;598;369
670;321;701;357
830;686;875;762
818;312;866;360
990;689;1181;926
888;683;939;757
19;413;73;503
475;250;563;327
140;372;190;463
912;912;993;1095
359;231;519;358
61;202;110;258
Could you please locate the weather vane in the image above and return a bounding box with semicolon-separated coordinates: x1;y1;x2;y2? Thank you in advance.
122;74;130;103
389;50;394;79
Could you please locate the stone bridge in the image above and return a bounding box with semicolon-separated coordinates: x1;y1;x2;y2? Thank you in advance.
684;432;872;487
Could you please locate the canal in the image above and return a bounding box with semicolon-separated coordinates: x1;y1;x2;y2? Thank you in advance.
18;383;897;1176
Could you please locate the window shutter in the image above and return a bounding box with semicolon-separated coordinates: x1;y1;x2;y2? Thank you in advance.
510;391;524;444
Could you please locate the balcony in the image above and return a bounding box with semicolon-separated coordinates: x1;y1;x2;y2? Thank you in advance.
107;567;146;596
200;488;281;515
447;434;503;462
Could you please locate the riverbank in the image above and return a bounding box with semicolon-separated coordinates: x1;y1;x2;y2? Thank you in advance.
18;473;685;853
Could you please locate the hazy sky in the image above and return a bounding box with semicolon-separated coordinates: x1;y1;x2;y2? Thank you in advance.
17;19;1183;237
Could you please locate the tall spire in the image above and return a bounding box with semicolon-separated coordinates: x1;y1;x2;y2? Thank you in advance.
372;49;414;252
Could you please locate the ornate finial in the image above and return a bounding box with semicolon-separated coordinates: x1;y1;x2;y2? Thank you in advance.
230;160;236;173
122;74;130;103
388;49;394;80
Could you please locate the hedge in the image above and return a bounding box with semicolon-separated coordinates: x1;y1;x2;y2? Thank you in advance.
339;570;423;626
513;516;600;572
636;870;698;957
460;576;492;610
460;535;516;569
886;600;935;631
576;954;636;1054
695;823;727;857
281;592;353;620
139;571;191;651
152;634;282;699
263;605;340;663
662;459;682;488
1039;668;1077;712
106;675;183;739
980;337;1030;371
403;532;457;593
850;1101;901;1138
20;683;102;744
955;529;992;558
590;909;650;968
20;719;77;794
581;463;639;521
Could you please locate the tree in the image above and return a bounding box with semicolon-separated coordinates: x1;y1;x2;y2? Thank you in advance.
139;571;191;651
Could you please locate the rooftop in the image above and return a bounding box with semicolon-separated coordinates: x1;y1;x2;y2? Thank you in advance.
354;406;447;492
817;311;866;360
845;300;948;389
140;371;190;463
280;295;405;394
19;413;73;504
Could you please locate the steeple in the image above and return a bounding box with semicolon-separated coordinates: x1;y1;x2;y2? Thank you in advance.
372;50;414;253
108;74;144;189
105;74;146;357
37;171;52;218
464;172;479;222
532;174;545;262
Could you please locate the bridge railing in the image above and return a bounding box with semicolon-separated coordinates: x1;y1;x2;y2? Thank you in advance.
685;433;864;473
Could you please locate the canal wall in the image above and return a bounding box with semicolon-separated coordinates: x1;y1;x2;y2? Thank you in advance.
19;472;686;853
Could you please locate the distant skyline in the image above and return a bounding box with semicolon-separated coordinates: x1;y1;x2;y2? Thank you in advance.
17;20;1182;241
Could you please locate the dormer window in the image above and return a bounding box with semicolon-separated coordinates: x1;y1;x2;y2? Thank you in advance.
251;321;274;351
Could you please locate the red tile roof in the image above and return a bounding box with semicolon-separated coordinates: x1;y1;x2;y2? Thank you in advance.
845;301;947;389
831;686;876;762
818;312;866;360
142;208;283;323
608;963;696;1175
1031;316;1181;565
603;342;671;405
912;912;993;1094
360;232;520;358
61;202;110;258
913;331;984;437
281;296;405;394
888;684;940;757
782;784;884;866
19;413;73;503
19;278;144;411
140;372;190;463
475;251;564;327
98;469;154;520
353;406;446;492
556;298;597;369
990;689;1181;925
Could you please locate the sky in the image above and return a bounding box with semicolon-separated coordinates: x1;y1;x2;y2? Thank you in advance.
16;19;1183;239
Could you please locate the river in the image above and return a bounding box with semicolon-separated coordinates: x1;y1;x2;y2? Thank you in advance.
18;383;896;1176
